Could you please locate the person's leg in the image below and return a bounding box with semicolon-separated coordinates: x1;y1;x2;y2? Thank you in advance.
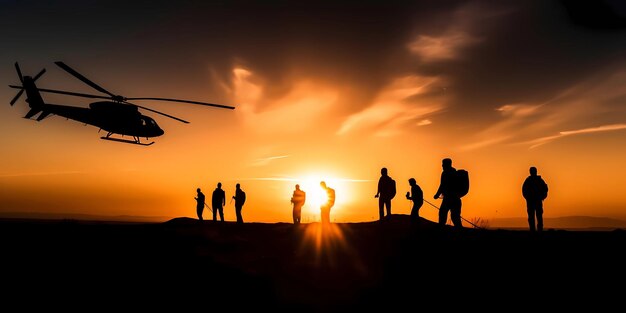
450;198;462;228
378;198;385;220
321;206;330;224
527;203;536;232
295;206;301;225
197;207;203;221
410;203;417;221
219;207;224;221
536;203;543;232
385;199;392;217
239;207;244;223
293;207;297;224
439;200;450;226
213;207;217;221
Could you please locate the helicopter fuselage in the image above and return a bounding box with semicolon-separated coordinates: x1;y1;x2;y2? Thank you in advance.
40;101;165;138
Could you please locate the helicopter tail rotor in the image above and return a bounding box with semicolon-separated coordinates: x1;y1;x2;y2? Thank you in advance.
9;62;46;106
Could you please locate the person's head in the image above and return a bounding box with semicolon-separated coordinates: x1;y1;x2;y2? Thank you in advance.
529;166;538;176
197;188;201;193
236;183;241;189
442;158;452;169
408;178;416;186
381;167;388;176
217;182;222;188
295;184;300;190
320;181;327;189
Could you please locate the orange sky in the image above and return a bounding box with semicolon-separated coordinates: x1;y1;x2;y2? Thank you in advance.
2;1;626;224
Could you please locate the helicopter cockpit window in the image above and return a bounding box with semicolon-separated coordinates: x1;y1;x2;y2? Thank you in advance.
141;119;147;126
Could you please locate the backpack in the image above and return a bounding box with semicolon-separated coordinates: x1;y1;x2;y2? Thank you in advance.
539;178;548;200
390;179;397;199
454;169;469;198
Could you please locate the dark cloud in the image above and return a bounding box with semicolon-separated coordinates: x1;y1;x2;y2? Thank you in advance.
560;0;626;30
3;0;625;133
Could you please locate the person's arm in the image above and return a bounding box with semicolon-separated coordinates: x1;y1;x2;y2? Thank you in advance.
375;178;381;198
434;173;444;199
522;178;529;200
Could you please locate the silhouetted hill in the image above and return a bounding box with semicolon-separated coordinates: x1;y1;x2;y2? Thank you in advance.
2;214;624;311
491;215;626;230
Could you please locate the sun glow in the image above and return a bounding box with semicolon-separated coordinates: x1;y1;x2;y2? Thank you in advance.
292;174;353;221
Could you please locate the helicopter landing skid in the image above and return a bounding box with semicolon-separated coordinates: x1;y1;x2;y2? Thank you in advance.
100;136;154;146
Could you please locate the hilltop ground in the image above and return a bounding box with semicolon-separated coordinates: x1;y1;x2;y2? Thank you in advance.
2;215;625;311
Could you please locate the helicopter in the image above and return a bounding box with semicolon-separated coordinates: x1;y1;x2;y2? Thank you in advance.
8;61;235;146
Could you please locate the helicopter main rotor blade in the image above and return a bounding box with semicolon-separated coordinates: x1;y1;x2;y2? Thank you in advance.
32;68;46;81
9;85;111;100
15;62;23;83
9;63;24;106
126;102;190;124
125;97;235;110
9;90;24;106
54;61;117;98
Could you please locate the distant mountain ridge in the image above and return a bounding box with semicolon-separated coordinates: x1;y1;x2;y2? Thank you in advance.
0;211;173;223
491;216;626;230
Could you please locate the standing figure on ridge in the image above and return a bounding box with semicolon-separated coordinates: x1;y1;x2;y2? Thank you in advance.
375;167;396;221
320;181;335;225
212;182;226;222
195;187;206;221
406;178;423;223
522;166;549;232
232;183;246;224
434;158;463;228
291;184;306;225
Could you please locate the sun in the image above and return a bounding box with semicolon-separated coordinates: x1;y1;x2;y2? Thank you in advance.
290;174;352;220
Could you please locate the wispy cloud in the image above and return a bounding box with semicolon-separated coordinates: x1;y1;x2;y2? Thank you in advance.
463;68;626;150
460;103;543;150
417;119;432;126
523;124;626;149
409;31;481;62
249;155;290;167
239;176;371;183
407;2;508;63
0;171;84;178
231;67;338;134
337;75;446;136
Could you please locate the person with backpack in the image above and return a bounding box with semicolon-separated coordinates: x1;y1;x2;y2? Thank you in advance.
522;166;548;232
375;167;396;221
406;178;423;223
320;181;335;225
434;158;463;228
232;183;246;224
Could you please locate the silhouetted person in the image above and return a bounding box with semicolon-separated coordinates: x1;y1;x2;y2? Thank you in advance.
406;178;423;223
195;188;206;221
375;167;396;220
212;182;226;222
434;158;463;228
232;183;246;224
522;166;549;232
320;181;335;225
291;184;306;225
